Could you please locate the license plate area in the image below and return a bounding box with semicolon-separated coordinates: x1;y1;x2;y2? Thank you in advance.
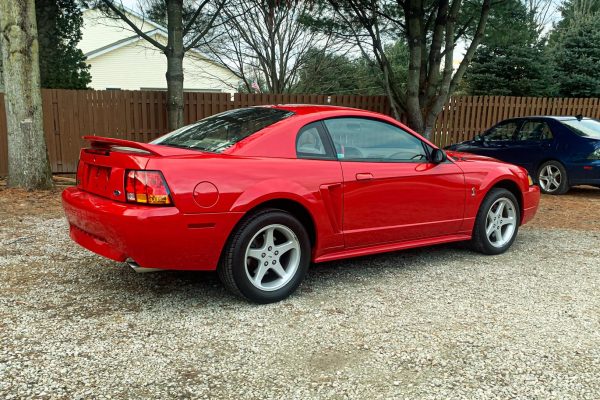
83;164;113;195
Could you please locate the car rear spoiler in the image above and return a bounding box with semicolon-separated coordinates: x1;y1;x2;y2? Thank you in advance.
83;136;160;156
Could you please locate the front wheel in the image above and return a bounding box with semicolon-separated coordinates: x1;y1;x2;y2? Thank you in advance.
538;161;569;195
218;209;311;304
471;188;520;255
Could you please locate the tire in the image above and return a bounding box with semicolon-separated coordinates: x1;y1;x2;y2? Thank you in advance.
537;160;569;195
471;188;521;255
218;208;311;304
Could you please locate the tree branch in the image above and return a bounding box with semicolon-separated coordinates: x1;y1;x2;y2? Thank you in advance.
100;0;166;51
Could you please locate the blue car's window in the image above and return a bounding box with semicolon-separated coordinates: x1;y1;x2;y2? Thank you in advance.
517;121;553;141
153;108;294;153
484;121;519;141
562;119;600;139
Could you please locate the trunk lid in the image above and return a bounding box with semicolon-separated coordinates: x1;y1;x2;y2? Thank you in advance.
76;136;198;201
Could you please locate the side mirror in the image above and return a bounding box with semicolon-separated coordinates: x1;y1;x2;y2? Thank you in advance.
431;148;447;164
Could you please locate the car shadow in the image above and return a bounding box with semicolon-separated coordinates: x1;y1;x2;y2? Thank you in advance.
563;185;600;198
89;240;470;305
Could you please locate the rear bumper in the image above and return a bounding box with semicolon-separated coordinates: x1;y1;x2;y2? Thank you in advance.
62;187;243;270
566;160;600;185
522;185;541;225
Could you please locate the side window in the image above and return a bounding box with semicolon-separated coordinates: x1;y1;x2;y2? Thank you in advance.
296;122;334;160
323;118;428;162
517;121;553;141
484;121;519;141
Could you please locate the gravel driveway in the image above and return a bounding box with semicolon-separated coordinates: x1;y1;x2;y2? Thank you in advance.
1;187;599;399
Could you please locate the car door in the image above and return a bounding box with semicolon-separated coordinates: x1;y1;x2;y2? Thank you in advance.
475;120;522;159
322;117;466;249
502;119;555;174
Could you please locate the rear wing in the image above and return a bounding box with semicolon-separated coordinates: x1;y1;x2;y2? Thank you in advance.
83;136;160;155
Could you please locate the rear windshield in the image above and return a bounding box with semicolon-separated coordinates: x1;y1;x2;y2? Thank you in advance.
561;118;600;139
152;107;294;153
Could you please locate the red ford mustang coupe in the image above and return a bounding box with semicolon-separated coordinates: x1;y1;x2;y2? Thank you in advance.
63;105;540;303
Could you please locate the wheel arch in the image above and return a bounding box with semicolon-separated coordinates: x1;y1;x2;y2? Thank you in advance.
488;179;524;224
245;199;317;246
227;196;317;250
535;158;566;176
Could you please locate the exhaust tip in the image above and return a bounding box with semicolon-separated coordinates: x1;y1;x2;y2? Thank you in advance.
126;260;164;273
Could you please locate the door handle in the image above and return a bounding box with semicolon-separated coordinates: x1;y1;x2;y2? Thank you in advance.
356;173;373;181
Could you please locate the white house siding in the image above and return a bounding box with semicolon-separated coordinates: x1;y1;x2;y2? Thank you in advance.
87;39;238;92
80;9;239;92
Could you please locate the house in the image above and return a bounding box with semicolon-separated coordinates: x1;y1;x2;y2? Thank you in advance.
79;8;238;92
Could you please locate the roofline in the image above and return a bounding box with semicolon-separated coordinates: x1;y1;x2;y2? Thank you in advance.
84;6;166;33
85;29;162;59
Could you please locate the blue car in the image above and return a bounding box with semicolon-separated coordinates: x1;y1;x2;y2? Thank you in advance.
446;116;600;194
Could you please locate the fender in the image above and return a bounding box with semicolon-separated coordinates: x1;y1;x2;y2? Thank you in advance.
460;166;529;234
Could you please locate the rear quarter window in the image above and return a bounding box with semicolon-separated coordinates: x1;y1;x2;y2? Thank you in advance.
561;119;600;139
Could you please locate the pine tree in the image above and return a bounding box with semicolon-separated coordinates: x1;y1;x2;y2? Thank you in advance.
463;0;556;97
36;0;91;89
548;0;600;97
551;14;600;97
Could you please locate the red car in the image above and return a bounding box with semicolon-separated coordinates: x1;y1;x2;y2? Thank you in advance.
63;105;540;303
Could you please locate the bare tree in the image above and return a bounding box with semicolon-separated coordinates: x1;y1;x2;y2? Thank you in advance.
319;0;492;137
527;0;557;31
0;0;53;189
203;0;336;93
97;0;226;129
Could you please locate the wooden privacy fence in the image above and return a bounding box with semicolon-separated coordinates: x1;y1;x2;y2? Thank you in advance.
431;96;600;148
0;90;599;175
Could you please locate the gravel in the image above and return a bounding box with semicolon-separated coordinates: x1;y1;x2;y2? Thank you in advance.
1;215;599;399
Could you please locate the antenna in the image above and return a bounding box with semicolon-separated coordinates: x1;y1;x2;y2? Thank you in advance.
576;114;583;121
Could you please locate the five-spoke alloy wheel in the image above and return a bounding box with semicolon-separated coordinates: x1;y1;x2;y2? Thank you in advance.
485;198;517;248
218;208;311;303
244;224;301;291
471;188;521;255
537;160;569;195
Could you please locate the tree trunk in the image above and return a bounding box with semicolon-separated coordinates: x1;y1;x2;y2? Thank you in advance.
405;104;425;135
165;0;185;130
0;0;53;189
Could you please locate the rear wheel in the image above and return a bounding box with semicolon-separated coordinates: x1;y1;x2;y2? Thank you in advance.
471;188;520;255
538;161;569;195
218;209;311;303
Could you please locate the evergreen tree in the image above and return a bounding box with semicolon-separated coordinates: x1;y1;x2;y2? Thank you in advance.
463;0;556;97
551;13;600;97
547;0;600;97
36;0;91;89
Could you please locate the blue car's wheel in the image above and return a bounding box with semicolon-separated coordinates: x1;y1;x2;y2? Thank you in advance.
537;161;569;195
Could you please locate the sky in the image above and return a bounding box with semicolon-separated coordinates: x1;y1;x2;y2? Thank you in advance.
114;0;563;69
116;0;563;27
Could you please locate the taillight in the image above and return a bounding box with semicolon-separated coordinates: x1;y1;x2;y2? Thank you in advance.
125;170;173;205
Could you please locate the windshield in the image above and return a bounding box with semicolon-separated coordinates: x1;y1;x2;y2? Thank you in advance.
561;118;600;139
152;107;294;153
